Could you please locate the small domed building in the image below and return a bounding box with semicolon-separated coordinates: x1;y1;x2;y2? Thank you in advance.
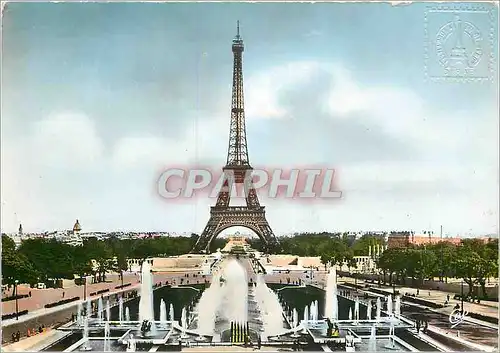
73;219;82;234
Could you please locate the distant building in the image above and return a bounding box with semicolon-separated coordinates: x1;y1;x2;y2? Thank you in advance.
73;219;82;234
387;231;494;248
338;256;378;274
18;223;23;236
222;233;251;253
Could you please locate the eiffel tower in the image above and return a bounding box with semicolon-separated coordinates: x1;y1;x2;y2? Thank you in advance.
191;22;279;253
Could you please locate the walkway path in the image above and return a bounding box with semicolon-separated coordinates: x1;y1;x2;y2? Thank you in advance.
1;329;68;352
2;273;140;317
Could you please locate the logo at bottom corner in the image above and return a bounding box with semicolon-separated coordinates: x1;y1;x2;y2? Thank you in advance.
435;15;484;78
449;309;468;329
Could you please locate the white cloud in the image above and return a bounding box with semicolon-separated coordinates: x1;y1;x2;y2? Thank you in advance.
245;61;322;120
28;112;104;169
111;113;228;170
246;61;434;144
246;60;496;165
1;112;106;232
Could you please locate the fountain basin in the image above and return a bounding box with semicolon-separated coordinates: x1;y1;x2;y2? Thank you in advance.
117;329;171;345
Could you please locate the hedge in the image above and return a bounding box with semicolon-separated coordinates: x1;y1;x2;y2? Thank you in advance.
403;295;444;309
2;310;29;320
115;283;132;290
90;288;110;296
2;294;29;302
44;296;80;309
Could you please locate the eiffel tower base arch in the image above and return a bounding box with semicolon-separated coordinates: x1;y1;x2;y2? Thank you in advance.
191;206;279;253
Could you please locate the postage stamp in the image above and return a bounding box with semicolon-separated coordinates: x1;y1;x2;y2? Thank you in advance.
424;4;496;82
1;2;499;351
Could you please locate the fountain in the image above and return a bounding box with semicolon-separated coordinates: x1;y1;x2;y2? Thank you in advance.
219;259;248;324
254;274;284;337
139;261;155;325
160;299;167;326
98;297;103;321
384;322;397;350
324;267;339;320
376;298;382;321
86;300;91;319
180;307;189;339
77;302;83;326
169;304;175;321
367;300;372;321
106;300;111;322
354;298;360;324
387;295;393;318
291;308;301;338
309;301;319;321
345;332;355;352
395;296;401;317
126;333;136;352
23;253;443;353
195;273;221;335
368;325;377;352
301;305;309;334
118;297;124;323
80;317;92;351
103;321;111;352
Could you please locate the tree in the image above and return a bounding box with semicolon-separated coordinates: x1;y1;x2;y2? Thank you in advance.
428;241;457;282
413;248;438;285
18;238;74;283
72;246;93;279
462;239;498;298
377;248;400;284
83;238;112;282
453;245;482;296
2;235;38;291
320;253;332;270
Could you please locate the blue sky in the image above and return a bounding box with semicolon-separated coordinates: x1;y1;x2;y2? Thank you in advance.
1;2;498;236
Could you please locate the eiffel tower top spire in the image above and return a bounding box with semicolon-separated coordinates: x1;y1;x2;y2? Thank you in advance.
226;21;250;170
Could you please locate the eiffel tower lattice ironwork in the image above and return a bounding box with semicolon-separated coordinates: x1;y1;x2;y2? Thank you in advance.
191;22;279;253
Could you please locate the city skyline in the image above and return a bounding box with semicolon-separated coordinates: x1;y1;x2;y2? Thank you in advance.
1;2;498;235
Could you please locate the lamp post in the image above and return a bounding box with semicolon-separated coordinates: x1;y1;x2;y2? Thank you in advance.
14;280;19;321
440;225;444;282
460;280;464;314
83;277;87;301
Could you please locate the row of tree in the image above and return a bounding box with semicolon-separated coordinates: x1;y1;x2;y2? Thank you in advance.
251;233;499;297
376;238;498;297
